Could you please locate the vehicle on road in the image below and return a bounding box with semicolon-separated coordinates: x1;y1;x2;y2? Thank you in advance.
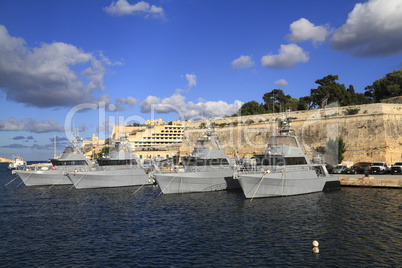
331;165;347;174
370;162;390;174
390;162;402;174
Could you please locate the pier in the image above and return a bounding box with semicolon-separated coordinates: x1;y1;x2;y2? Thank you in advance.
338;174;402;188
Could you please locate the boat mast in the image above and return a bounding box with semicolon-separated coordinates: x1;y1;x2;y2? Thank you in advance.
54;136;56;158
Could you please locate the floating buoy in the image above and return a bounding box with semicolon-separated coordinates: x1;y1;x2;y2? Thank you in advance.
312;247;319;254
312;240;319;247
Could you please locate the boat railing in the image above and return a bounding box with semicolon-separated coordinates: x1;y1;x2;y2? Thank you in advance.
158;164;232;174
236;165;314;174
73;166;94;172
21;163;52;171
96;165;141;171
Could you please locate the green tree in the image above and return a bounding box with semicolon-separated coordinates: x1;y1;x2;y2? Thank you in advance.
238;100;266;115
310;75;348;108
262;89;296;112
355;92;372;105
326;137;346;164
344;85;357;106
298;95;314;110
97;146;110;158
364;69;402;102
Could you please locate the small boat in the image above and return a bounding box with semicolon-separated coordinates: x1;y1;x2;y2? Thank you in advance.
13;132;93;186
154;128;240;194
236;120;340;199
7;156;27;170
66;138;152;189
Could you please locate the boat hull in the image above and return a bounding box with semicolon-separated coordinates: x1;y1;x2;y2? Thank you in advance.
67;169;151;189
154;169;239;194
238;170;340;198
15;170;72;186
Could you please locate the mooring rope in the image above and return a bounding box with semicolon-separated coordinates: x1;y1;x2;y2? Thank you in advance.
250;171;268;201
69;174;86;190
157;173;180;197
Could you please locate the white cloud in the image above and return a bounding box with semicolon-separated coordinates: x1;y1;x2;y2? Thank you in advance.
0;117;64;133
261;44;309;68
186;74;197;88
0;25;112;108
104;0;165;19
231;55;254;69
116;96;138;106
274;79;289;86
139;94;243;120
94;95;138;112
175;74;197;94
330;0;402;57
286;18;330;45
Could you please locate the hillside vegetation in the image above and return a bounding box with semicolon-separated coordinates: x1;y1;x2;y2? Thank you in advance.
237;69;402;116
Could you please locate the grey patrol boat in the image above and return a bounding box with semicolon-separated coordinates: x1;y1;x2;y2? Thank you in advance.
67;138;152;189
13;134;93;186
237;121;340;199
154;128;240;194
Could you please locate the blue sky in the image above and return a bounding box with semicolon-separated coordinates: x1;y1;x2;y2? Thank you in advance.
1;0;402;160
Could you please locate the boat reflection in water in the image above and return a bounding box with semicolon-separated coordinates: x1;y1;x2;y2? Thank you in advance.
66;138;152;189
154;128;239;194
237;120;340;199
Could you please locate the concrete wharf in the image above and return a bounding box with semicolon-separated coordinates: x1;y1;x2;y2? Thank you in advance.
338;174;402;188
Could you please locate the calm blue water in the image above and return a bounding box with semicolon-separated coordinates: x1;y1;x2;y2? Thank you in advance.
0;163;401;267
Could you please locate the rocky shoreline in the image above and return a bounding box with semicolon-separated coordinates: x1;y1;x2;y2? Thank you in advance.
0;158;12;163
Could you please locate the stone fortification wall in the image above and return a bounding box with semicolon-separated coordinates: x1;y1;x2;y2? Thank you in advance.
180;103;402;165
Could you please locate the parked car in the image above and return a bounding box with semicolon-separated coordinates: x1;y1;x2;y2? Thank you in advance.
390;162;402;174
331;165;348;174
325;164;334;174
342;166;359;174
358;165;371;174
370;162;390;174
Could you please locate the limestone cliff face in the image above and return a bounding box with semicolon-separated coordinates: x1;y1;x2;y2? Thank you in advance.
180;103;402;165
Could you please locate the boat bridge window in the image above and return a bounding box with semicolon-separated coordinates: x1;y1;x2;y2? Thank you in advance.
52;160;87;166
284;157;307;165
252;155;285;166
182;157;229;166
97;159;138;166
252;155;307;166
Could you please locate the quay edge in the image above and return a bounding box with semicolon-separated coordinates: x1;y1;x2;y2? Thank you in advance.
338;175;402;188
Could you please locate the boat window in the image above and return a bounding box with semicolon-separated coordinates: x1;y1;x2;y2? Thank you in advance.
252;155;285;166
97;159;138;166
182;157;229;166
268;136;298;147
207;158;229;166
51;160;87;166
284;157;307;165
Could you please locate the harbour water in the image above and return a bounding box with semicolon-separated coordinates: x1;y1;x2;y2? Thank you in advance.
0;163;401;267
